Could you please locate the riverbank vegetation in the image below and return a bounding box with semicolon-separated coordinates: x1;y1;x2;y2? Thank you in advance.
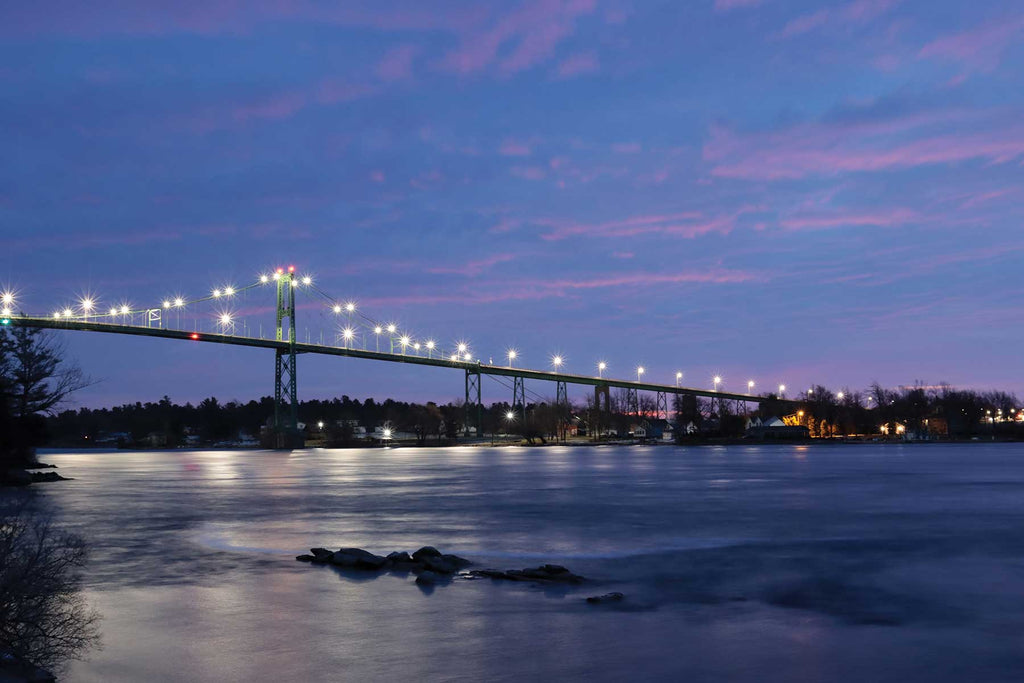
42;382;1023;447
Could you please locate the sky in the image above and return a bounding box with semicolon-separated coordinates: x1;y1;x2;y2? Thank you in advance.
1;0;1022;409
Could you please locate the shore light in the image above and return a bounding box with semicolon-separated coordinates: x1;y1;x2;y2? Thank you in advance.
506;411;515;421
1;292;13;306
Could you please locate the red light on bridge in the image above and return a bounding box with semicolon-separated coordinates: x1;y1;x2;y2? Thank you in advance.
276;268;284;274
190;333;200;340
288;265;295;273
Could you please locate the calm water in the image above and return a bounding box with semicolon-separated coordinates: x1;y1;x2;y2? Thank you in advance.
24;444;1024;681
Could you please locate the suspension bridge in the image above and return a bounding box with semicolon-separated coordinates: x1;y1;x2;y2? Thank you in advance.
0;267;783;447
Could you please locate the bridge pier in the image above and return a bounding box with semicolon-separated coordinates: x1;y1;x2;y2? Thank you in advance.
271;270;303;449
593;384;610;441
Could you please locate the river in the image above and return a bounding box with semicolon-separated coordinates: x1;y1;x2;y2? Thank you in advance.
28;444;1024;681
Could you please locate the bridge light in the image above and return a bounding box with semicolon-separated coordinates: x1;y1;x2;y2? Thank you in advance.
273;272;281;281
225;286;234;296
288;265;295;273
301;276;312;286
332;305;342;314
109;307;118;316
748;380;755;391
53;311;61;319
342;327;354;341
413;342;421;351
779;384;786;395
163;300;171;309
450;354;459;361
63;308;74;318
345;302;356;313
190;333;200;340
426;340;435;350
387;323;397;334
80;298;94;312
219;313;232;326
463;353;472;361
1;308;9;317
174;298;184;307
374;326;383;335
714;376;722;390
457;343;467;354
636;366;645;381
213;289;221;297
551;355;563;368
0;292;13;306
598;361;606;377
400;336;410;347
120;305;129;315
260;275;269;283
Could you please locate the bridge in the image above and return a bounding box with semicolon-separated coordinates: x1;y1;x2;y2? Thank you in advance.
0;267;784;446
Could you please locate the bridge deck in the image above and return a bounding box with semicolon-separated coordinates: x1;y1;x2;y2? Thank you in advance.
5;316;773;403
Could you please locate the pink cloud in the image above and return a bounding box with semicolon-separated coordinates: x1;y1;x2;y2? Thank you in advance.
511;166;547;180
776;10;830;39
774;0;900;39
540;210;740;241
555;51;599;78
919;15;1024;72
370;170;386;183
375;44;419;82
439;0;597;76
714;0;763;10
780;208;919;231
612;142;642;154
428;253;517;276
231;92;307;123
704;112;1024;180
499;140;532;156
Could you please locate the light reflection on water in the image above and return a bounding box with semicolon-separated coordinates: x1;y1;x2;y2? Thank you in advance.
29;444;1024;682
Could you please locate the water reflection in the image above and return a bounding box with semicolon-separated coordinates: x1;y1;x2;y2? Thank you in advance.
30;444;1024;682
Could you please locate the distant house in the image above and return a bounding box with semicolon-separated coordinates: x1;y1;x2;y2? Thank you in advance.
746;416;809;440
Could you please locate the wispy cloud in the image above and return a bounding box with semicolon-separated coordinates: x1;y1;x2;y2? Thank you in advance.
427;254;517;276
539;210;739;241
919;14;1024;72
704;110;1024;180
713;0;764;11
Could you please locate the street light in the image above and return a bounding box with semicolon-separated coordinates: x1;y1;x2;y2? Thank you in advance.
779;384;786;397
676;371;683;387
373;326;382;351
714;376;722;391
748;380;755;393
598;361;607;378
636;366;645;381
552;355;563;370
507;349;518;367
837;391;845;400
342;327;354;347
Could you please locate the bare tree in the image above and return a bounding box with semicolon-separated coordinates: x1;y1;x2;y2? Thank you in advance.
0;503;101;676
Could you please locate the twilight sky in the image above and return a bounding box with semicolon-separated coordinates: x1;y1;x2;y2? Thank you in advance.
1;0;1022;408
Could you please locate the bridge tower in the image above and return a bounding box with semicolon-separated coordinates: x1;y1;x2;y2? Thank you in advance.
656;391;668;421
512;376;527;425
593;384;610;441
273;268;301;448
464;369;482;438
556;380;569;442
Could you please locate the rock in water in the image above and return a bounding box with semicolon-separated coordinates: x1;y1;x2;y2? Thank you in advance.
586;592;624;604
411;546;442;562
386;551;413;564
310;548;333;563
295;554;315;562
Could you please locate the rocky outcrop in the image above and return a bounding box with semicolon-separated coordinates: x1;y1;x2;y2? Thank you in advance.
296;545;586;591
468;564;585;584
585;592;624;604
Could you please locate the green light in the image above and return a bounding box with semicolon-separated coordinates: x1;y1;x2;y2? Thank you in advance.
0;319;9;325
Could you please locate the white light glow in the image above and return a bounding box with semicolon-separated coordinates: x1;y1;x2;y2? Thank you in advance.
220;313;232;325
426;340;435;350
374;326;383;335
0;292;13;306
400;336;410;346
457;343;468;353
224;287;234;296
506;411;515;421
333;305;342;314
342;328;354;340
260;275;269;283
213;289;221;297
163;301;171;309
81;298;94;311
345;302;356;313
552;355;563;367
120;305;129;314
387;324;397;334
302;276;312;286
174;298;184;307
109;307;118;316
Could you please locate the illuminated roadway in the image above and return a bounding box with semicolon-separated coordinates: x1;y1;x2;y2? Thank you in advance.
4;316;772;404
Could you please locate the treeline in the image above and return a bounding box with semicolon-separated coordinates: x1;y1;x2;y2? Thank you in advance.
44;382;1024;448
744;383;1022;440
